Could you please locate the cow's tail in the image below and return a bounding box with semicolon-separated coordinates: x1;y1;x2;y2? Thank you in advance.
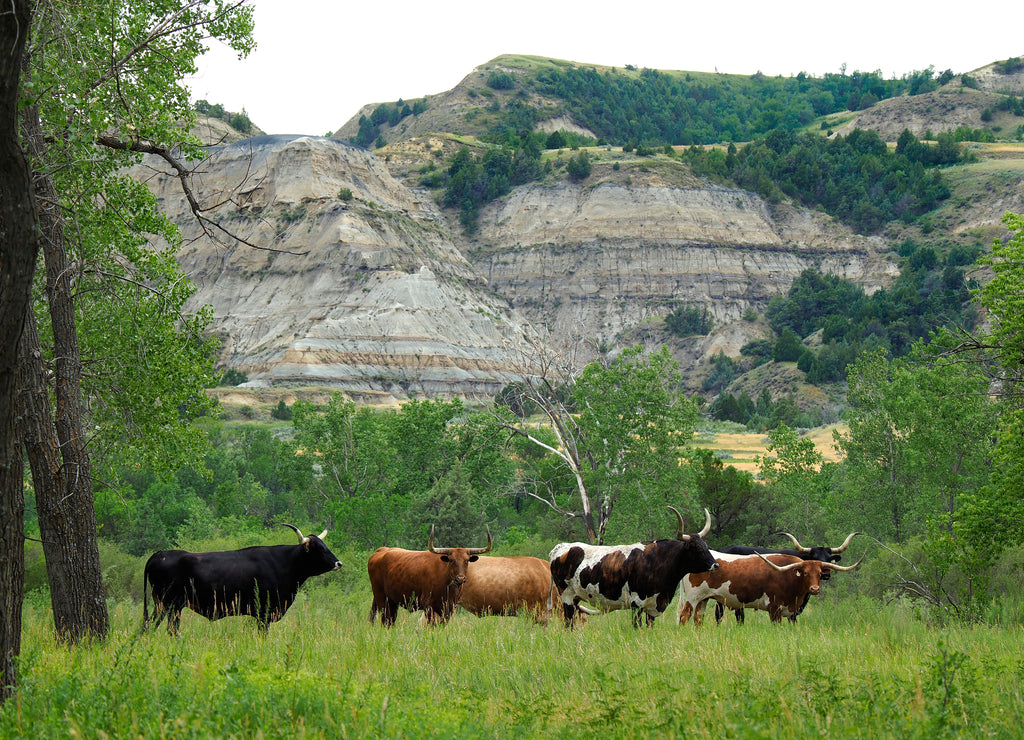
547;576;556;612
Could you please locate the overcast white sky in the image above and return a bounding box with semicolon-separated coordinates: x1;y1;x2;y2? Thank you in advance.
188;0;1024;136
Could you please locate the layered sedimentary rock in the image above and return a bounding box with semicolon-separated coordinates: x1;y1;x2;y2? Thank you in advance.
138;135;897;401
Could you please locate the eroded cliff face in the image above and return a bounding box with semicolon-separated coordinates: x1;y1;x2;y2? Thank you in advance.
139;135;898;401
141;135;530;402
466;161;897;358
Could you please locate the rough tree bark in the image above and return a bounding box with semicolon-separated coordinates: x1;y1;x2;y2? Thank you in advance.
18;103;109;642
0;0;36;701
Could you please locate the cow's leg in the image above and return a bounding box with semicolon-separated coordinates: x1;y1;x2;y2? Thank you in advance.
678;600;694;625
693;598;709;626
735;608;745;624
380;600;398;628
148;600;166;632
561;603;577;628
714;602;725;624
631;607;644;629
767;604;784;623
168;608;182;636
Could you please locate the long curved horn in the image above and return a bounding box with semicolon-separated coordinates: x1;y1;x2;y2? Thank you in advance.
281;523;305;543
668;507;712;540
697;508;712;538
668;506;687;540
830;532;861;554
427;524;452;555
467;525;493;555
755;552;803;572
778;532;812;554
822;552;866;572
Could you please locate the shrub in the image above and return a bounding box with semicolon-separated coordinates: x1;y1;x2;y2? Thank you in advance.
486;72;515;90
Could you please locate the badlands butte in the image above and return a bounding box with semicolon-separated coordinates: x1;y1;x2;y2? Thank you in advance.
143;55;1024;409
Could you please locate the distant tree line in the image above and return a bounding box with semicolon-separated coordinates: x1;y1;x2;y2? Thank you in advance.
706;247;981;426
194;99;254;134
684;127;960;233
352;98;428;148
528;65;947;147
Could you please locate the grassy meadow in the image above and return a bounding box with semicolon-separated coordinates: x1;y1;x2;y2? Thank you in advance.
3;570;1023;739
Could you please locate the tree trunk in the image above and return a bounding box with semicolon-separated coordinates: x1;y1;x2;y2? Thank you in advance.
19;104;109;643
0;0;35;702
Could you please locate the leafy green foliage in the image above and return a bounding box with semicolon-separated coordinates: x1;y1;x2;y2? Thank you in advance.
194;99;254;133
685;127;957;233
664;305;712;337
764;259;978;384
835;345;996;545
530;65;935;147
352;98;426;148
23;1;253;484
573;346;701;541
218;368;249;386
690;448;770;543
565;150;591;181
441;142;543;230
486;71;515;90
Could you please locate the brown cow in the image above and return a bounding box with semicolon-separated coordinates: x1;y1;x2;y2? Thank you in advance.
678;551;864;625
367;525;492;627
457;555;558;624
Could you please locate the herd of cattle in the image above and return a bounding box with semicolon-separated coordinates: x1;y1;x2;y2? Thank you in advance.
141;511;864;635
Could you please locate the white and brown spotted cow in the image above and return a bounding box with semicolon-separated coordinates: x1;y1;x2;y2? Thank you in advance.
678;551;864;625
549;507;718;628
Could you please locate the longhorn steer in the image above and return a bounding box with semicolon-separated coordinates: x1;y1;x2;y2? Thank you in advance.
678;551;864;625
367;526;492;626
714;532;861;623
549;507;718;628
142;524;341;635
457;555;559;624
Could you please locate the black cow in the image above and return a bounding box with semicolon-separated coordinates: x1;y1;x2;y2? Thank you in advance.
142;524;341;634
549;507;718;628
713;531;860;623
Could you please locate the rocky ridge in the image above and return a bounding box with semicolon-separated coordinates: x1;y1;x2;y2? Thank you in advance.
140;57;1024;405
140;135;531;403
139;133;900;403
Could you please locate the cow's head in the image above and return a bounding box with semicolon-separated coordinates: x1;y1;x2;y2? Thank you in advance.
281;523;342;571
777;531;860;579
668;506;718;572
777;531;861;563
427;525;493;586
756;551;865;595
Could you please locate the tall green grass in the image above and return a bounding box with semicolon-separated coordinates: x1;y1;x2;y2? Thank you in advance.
3;577;1022;739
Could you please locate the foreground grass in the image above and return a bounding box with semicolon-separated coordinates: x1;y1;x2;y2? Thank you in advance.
3;585;1023;739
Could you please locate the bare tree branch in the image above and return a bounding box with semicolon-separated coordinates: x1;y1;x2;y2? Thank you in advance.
96;134;308;256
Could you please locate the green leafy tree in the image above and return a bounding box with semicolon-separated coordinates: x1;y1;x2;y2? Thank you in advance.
408;461;486;545
773;327;804;362
691;448;766;543
12;0;252;647
758;424;827;537
944;212;1024;587
835;344;996;547
566;150;591;181
494;341;700;543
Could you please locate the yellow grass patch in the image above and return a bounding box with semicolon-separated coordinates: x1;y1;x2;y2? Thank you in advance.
692;423;847;473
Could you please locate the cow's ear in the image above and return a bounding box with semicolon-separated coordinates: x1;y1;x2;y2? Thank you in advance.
440;554;450;562
469;555;479;563
303;540;311;552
